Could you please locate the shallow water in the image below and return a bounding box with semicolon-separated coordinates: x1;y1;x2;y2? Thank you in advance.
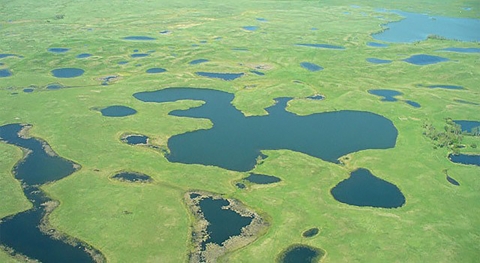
76;53;92;58
123;36;156;40
296;43;345;50
279;245;323;263
0;69;12;77
146;68;167;74
189;59;209;65
417;84;464;90
438;47;480;53
452;120;480;133
366;58;392;64
245;173;281;184
367;42;388;47
48;48;70;53
449;154;480;166
368;89;402;102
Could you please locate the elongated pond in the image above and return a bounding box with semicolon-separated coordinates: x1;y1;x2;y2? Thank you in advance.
133;88;398;172
0;123;102;263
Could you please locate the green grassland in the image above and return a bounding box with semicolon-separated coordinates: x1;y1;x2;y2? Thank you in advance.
1;0;479;262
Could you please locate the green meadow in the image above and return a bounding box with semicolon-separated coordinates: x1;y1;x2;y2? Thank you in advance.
1;0;479;262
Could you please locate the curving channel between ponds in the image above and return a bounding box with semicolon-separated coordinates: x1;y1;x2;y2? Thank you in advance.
0;123;103;263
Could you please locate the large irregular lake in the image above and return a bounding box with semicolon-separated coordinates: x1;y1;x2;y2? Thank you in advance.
133;88;398;172
373;10;480;42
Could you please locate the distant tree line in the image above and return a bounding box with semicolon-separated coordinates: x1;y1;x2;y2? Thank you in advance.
423;119;464;152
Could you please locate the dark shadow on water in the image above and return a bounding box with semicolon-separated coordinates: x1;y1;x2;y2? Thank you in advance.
100;105;137;117
306;95;324;100
446;175;460;186
0;123;102;263
278;244;324;263
133;88;398;172
330;168;405;208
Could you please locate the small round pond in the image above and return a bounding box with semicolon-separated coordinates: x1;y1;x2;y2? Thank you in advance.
123;135;148;145
330;168;405;208
100;105;137;117
278;244;324;263
302;228;319;238
51;68;84;78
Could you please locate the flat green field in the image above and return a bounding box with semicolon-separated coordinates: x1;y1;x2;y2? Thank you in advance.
1;0;479;262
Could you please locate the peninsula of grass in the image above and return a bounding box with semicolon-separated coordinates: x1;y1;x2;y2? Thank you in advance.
1;0;479;262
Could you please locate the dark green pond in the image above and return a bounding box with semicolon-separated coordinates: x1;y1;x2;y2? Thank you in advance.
112;172;152;183
278;244;324;263
331;168;405;208
245;173;281;184
133;88;398;172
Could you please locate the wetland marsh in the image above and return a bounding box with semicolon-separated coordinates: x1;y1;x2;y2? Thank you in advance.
0;1;479;262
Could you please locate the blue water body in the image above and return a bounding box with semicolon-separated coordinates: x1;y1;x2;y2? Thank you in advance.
199;197;252;246
76;53;92;58
296;43;345;50
133;88;398;172
131;53;149;58
112;172;152;182
0;69;12;77
23;88;34;93
279;245;324;263
236;183;246;189
243;26;258;31
302;228;319;238
100;105;137;117
189;59;209;65
123;135;148;145
195;72;244;81
453;120;480;133
159;30;171;34
449;154;480;166
417;84;464;90
366;58;392;64
256;18;267;22
100;76;117;85
0;53;20;59
368;89;402;102
367;42;388;47
300;62;323;72
48;48;69;53
372;10;480;42
123;36;156;40
51;68;84;78
118;61;129;65
438;47;480;53
133;49;139;53
405;100;421;108
245;173;281;184
403;54;449;65
146;68;167;74
250;70;265;76
331;168;405;208
307;95;324;100
0;124;100;262
311;27;318;31
454;99;479;106
46;84;64;90
446;175;460;186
